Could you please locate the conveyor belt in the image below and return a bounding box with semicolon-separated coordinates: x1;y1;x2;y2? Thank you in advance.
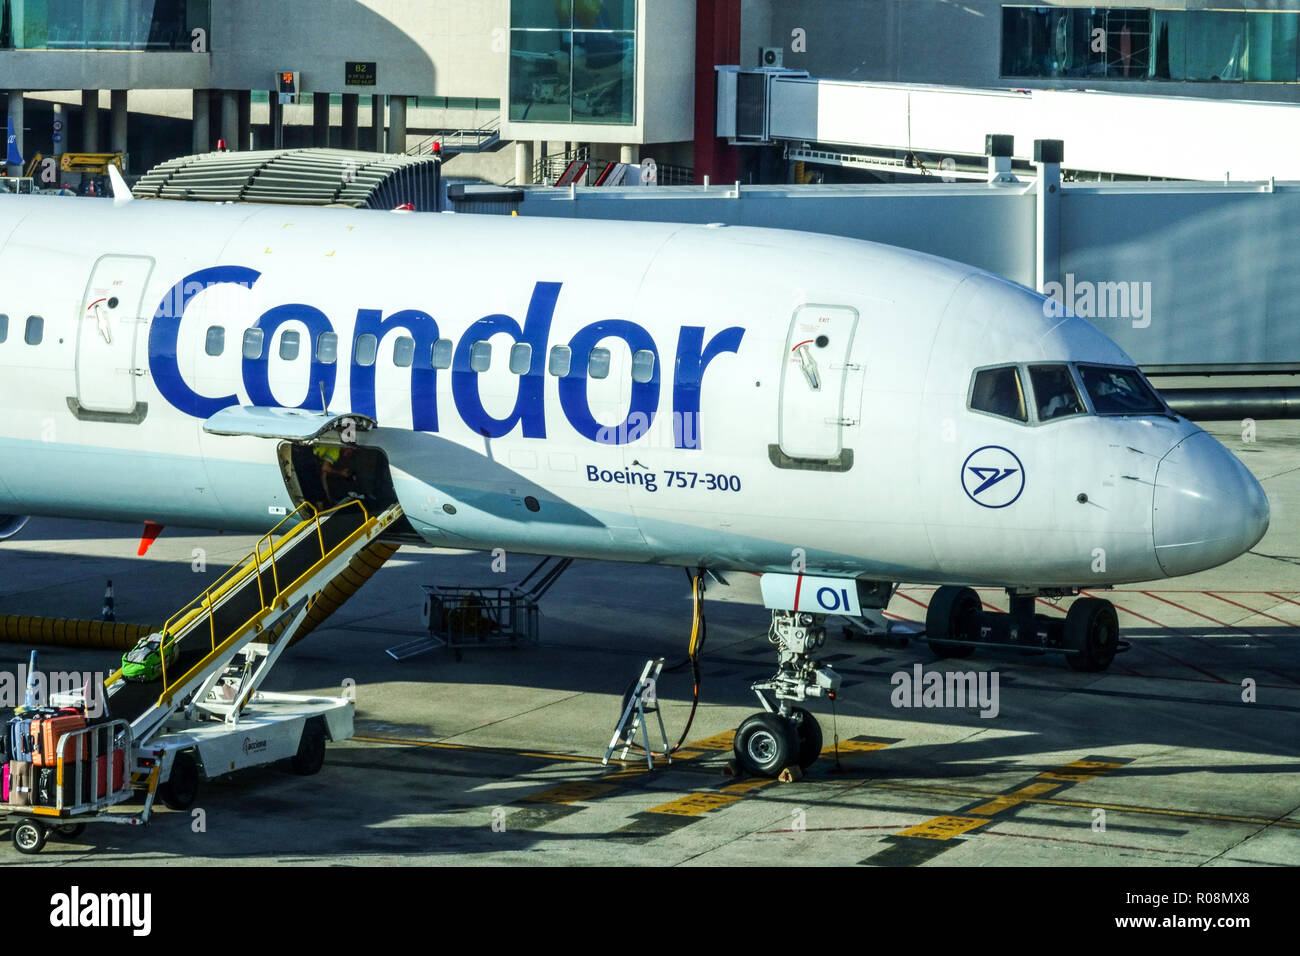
106;503;374;726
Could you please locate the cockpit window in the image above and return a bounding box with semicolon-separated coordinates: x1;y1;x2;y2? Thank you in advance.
1077;365;1165;415
970;366;1028;423
1028;364;1085;421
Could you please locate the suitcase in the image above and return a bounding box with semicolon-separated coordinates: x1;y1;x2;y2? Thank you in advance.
10;718;34;762
7;760;32;807
94;751;126;797
35;764;87;808
2;761;8;802
33;713;86;767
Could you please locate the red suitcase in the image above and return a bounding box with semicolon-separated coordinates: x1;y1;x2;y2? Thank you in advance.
94;751;126;797
33;713;86;767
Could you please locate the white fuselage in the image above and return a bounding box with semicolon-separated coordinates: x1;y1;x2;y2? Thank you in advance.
0;196;1269;588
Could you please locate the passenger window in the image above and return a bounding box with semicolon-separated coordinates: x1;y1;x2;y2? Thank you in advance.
548;345;571;377
205;326;225;357
469;341;491;372
431;338;453;369
279;330;300;361
317;332;339;364
509;343;532;375
242;328;264;360
354;333;378;367
393;336;415;368
588;347;611;380
631;349;655;384
970;366;1027;422
1028;364;1084;421
0;314;8;343
24;316;43;346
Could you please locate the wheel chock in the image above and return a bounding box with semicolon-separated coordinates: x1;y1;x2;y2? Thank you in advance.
721;759;741;778
778;765;803;784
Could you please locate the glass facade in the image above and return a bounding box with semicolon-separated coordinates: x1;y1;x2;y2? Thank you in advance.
510;0;636;125
0;0;209;51
1002;6;1300;82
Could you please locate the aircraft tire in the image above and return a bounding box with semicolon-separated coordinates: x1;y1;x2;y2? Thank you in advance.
1064;598;1119;672
926;586;980;659
790;707;823;769
733;713;797;777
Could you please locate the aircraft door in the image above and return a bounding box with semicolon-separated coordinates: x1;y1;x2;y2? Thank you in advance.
75;255;155;414
778;305;860;461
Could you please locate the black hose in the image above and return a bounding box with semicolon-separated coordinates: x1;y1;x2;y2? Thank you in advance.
621;571;707;758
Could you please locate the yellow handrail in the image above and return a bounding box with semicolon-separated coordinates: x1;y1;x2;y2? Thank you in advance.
150;499;378;702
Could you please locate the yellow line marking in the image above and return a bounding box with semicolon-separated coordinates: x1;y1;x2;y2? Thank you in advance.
672;749;706;761
869;781;1300;830
682;731;735;751
524;782;616;805
647;792;743;816
968;782;1060;816
1037;759;1125;783
601;767;653;783
896;815;988;840
722;778;776;795
824;739;891;755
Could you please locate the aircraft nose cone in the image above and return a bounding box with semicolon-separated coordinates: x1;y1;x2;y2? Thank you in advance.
1152;431;1270;577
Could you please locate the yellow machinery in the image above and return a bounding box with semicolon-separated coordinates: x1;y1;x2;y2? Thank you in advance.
59;152;124;174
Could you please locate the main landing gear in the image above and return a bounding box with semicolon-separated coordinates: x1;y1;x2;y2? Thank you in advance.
925;586;1123;672
733;610;840;777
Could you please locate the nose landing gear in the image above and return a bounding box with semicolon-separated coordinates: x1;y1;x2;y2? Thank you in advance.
733;610;841;777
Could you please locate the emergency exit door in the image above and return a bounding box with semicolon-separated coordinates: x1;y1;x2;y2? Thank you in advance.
75;255;155;414
777;304;860;461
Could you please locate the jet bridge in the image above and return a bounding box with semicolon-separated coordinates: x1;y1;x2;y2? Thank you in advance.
718;68;1300;182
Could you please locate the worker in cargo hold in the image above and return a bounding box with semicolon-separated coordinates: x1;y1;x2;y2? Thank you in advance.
314;444;358;508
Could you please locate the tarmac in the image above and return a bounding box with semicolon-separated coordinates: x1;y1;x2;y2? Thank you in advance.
0;418;1296;866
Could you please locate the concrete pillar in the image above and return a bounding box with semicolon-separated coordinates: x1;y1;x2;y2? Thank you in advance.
369;94;384;152
312;93;330;147
269;92;282;150
6;91;24;177
237;90;251;150
80;89;98;153
1033;139;1063;294
191;89;210;155
220;89;237;150
341;93;359;150
110;90;128;166
514;139;534;185
619;144;639;164
388;95;407;153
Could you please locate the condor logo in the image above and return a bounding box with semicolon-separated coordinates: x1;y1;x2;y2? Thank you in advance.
242;737;267;755
961;445;1025;509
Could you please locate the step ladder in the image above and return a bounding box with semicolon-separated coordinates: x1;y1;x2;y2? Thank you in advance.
602;658;670;770
106;500;404;748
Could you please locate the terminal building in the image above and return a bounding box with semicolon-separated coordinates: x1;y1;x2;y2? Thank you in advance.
5;1;1300;183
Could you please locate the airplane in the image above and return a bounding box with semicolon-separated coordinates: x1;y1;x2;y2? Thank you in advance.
0;182;1270;777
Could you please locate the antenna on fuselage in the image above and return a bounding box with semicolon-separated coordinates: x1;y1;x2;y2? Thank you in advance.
319;381;328;417
106;164;133;207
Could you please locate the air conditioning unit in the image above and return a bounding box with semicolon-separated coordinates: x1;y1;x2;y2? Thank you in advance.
759;46;784;69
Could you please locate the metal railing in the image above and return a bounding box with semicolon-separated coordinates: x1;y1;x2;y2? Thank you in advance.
145;499;373;702
409;115;502;156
